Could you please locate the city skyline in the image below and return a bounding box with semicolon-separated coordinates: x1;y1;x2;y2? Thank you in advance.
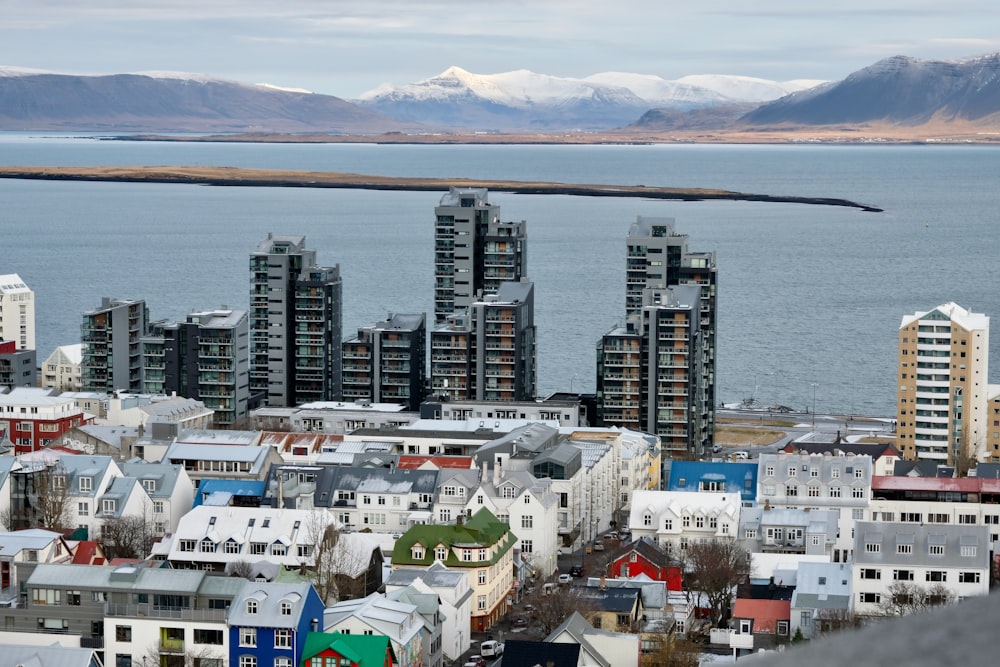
3;1;998;98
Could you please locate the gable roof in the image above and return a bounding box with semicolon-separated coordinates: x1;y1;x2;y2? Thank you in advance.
732;598;791;633
228;581;318;628
301;632;396;667
391;507;515;566
501;640;581;667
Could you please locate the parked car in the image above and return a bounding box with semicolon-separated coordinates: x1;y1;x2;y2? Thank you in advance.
592;541;605;551
603;531;618;541
570;565;584;577
618;529;631;541
558;573;573;584
465;655;486;667
481;640;504;657
733;450;750;459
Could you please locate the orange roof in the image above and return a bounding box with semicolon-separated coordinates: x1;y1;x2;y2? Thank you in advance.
732;599;791;633
397;455;475;470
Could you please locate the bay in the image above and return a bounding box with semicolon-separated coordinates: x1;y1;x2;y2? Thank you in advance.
3;134;999;419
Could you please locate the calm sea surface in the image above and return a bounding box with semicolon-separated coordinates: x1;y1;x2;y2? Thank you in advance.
3;134;999;418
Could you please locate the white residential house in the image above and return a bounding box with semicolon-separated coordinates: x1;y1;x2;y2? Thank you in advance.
739;506;840;558
628;490;742;554
54;455;127;538
0;529;73;606
790;562;853;639
455;466;560;576
757;452;873;563
41;344;83;392
155;505;339;572
384;562;473;662
120;460;196;537
386;583;445;667
324;593;425;667
851;521;990;616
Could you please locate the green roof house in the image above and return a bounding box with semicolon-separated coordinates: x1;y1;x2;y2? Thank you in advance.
301;631;396;667
392;507;516;632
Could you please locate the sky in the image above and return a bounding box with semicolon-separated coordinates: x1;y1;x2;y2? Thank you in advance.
3;1;999;99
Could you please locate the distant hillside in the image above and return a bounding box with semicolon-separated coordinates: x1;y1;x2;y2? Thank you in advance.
630;103;758;131
0;69;412;133
741;54;1000;126
354;66;819;131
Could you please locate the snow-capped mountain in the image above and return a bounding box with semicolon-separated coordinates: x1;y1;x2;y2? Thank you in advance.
354;66;824;131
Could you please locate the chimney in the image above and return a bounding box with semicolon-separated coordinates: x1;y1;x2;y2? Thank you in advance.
481;461;488;482
493;459;501;486
457;514;464;527
311;618;318;632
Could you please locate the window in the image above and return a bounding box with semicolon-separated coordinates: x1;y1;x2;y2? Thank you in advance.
250;542;266;555
762;484;775;496
32;588;61;605
78;502;89;516
831;467;841;478
897;544;912;554
439;509;451;522
521;516;533;529
522;539;533;554
274;629;292;648
682;516;690;528
894;569;914;581
274;659;292;667
929;545;945;556
829;486;841;498
745;529;757;539
280;601;293;616
435;547;448;560
765;466;775;477
116;656;132;667
855;467;864;479
786;484;798;497
695;517;704;528
412;546;424;559
478;595;487;610
246;600;258;614
643;514;652;526
860;592;881;604
240;627;257;647
102;499;116;515
709;517;718;529
664;519;673;530
808;486;820;498
239;657;257;667
479;570;488;585
961;545;977;557
787;467;797;478
852;487;865;499
116;625;132;642
925;571;946;582
900;512;921;523
79;477;92;492
865;542;880;554
67;590;81;606
153;500;164;514
861;568;881;580
959;514;976;525
927;513;949;524
777;620;789;636
194;629;224;645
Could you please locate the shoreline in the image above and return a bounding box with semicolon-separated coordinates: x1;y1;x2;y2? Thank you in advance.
0;165;883;212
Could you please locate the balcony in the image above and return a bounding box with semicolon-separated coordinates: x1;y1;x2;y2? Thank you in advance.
105;602;228;622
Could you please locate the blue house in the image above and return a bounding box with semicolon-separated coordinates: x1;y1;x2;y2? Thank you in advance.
667;461;758;505
228;581;325;667
194;478;267;507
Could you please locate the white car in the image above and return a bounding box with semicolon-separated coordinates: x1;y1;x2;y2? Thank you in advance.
481;640;504;657
558;573;572;584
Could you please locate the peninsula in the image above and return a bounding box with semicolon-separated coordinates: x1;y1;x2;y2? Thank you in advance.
0;165;882;212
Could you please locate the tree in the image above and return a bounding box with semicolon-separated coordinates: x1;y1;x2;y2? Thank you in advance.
302;510;377;604
641;634;700;667
519;584;598;636
17;462;73;532
135;643;226;667
679;539;751;626
99;511;154;560
877;581;955;617
813;607;861;636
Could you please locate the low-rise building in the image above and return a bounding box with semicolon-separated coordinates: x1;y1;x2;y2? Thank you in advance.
0;340;36;389
384;562;473;662
851;521;990;616
790;562;853;639
324;593;424;667
392;508;516;632
228;581;325;667
41;344;83;392
627;490;742;555
0;387;92;454
739;506;839;558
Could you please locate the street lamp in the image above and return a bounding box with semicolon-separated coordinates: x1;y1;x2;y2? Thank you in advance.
811;383;818;429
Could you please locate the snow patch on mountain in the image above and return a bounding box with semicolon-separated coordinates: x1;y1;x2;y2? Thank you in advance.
674;74;825;102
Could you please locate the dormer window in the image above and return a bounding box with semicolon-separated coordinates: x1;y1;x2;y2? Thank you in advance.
280;601;292;616
142;479;156;492
53;475;66;490
102;499;116;515
412;546;424;559
79;477;93;492
246;599;258;614
436;547;448;560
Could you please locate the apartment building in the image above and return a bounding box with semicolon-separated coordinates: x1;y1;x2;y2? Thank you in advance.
0;387;91;454
597;285;709;458
0;339;35;388
80;297;149;393
627;490;742;554
342;313;427;411
433;187;527;324
897;302;989;465
250;234;342;407
430;279;536;402
141;308;250;426
0;273;35;351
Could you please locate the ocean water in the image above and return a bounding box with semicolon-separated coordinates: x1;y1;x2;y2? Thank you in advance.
3;134;999;418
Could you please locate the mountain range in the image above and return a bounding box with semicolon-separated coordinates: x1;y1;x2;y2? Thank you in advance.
1;54;1000;135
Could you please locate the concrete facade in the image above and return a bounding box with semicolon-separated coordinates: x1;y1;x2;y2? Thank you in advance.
80;297;149;393
0;274;35;352
343;313;427;411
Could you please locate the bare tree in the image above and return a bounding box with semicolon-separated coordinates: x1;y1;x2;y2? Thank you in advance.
135;643;226;667
877;581;956;617
519;584;598;636
813;607;862;636
679;539;751;627
641;634;700;667
21;463;73;532
302;510;376;604
227;559;254;580
100;512;154;560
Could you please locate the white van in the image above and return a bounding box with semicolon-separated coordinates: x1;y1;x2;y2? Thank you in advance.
481;640;504;657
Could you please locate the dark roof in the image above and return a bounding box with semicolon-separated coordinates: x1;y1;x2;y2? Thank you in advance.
893;460;955;478
500;640;580;667
737;582;795;601
783;442;901;460
577;586;641;612
611;536;673;568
